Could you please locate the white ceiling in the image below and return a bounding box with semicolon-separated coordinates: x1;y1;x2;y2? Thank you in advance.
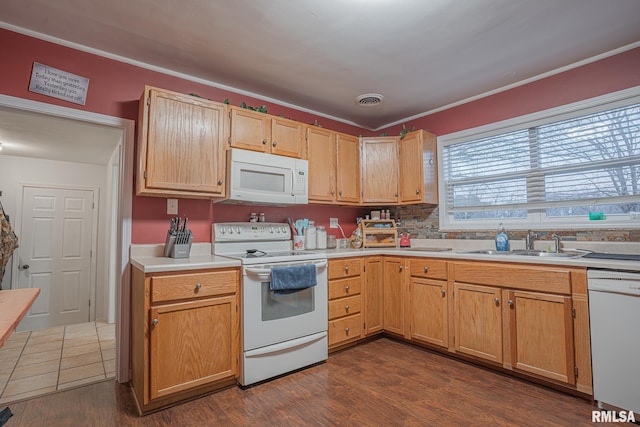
0;0;639;161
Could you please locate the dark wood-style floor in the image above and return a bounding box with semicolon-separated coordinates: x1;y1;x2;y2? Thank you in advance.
5;338;605;426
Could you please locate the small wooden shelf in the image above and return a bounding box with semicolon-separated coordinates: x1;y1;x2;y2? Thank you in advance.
359;219;397;247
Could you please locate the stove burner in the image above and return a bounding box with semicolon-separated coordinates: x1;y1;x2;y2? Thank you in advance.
245;249;267;258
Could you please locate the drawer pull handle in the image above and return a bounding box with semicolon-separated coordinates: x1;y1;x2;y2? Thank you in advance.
508;299;514;307
345;305;350;312
441;289;446;297
262;139;268;145
152;318;159;326
423;266;429;273
217;179;224;185
399;265;403;272
345;285;350;292
345;327;350;334
416;189;420;194
494;297;500;306
345;266;350;273
272;140;278;147
195;283;202;290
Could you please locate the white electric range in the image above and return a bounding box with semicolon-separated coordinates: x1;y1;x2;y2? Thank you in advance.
212;222;328;386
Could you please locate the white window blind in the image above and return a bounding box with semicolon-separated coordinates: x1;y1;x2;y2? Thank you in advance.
442;102;640;218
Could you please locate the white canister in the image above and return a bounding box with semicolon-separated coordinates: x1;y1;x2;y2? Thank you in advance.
305;221;317;250
316;226;327;249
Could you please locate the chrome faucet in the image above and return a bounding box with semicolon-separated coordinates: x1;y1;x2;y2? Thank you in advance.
551;234;561;253
525;230;538;251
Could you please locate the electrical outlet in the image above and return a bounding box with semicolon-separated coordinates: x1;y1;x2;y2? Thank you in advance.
329;218;339;228
167;198;178;215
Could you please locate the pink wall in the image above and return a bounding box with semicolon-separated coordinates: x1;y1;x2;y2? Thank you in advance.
380;48;640;137
0;28;367;243
2;28;639;243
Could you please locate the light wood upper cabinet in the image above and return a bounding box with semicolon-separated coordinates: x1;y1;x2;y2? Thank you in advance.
336;133;361;204
504;290;575;385
228;106;304;158
361;137;399;204
137;86;227;199
228;107;270;153
399;130;438;204
307;126;336;203
453;282;503;364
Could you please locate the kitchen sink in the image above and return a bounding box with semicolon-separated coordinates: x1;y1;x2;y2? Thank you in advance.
511;250;583;258
463;249;583;258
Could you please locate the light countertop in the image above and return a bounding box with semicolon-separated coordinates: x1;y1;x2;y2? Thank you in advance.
130;243;240;273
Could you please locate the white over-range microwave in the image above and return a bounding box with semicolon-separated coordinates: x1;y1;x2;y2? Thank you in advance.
224;148;309;205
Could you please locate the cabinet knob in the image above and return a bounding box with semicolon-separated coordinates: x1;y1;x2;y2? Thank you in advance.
394;192;398;197
345;327;350;334
399;265;404;272
272;141;278;147
195;283;202;290
345;305;350;312
345;266;350;273
345;285;350;292
494;297;500;306
152;318;159;326
331;190;335;196
262;139;268;145
416;189;421;194
441;289;446;297
338;191;343;196
508;299;514;307
423;266;429;273
217;179;224;185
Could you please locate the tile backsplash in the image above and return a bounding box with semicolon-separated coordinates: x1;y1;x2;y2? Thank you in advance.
391;205;640;242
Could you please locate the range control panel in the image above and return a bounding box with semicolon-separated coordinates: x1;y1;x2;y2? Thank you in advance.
213;222;291;242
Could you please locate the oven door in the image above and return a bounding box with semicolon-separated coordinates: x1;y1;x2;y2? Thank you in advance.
242;259;328;351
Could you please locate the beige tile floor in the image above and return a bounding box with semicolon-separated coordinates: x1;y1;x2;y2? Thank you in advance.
0;321;115;404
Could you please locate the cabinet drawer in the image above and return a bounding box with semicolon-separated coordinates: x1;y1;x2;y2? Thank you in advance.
151;269;238;303
329;314;362;347
328;276;362;300
328;258;362;280
328;295;361;320
409;258;447;280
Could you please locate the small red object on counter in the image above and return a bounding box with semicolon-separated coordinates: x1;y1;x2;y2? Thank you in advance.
399;233;411;248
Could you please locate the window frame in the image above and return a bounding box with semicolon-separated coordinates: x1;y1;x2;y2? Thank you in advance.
437;86;640;231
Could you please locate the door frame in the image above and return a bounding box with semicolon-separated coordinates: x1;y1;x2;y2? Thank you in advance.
0;94;134;383
14;183;99;327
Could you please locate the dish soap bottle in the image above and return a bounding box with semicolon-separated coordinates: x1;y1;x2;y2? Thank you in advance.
495;223;510;252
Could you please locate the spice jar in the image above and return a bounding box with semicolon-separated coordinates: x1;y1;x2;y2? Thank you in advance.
316;226;327;249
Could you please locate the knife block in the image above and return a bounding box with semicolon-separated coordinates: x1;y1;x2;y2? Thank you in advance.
164;231;193;258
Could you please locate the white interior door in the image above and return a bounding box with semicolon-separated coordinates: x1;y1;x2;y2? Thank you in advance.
17;186;95;331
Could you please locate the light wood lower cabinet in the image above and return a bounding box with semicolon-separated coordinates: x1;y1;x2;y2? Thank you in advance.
453;283;503;364
130;266;239;414
383;257;408;338
328;258;363;350
504;290;575;385
410;278;448;348
363;256;384;335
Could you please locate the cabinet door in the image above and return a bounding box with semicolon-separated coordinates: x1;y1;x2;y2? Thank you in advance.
410;278;448;348
228;107;270;153
364;256;384;335
361;137;399;204
271;117;304;158
307;127;336;203
454;283;502;363
399;131;424;203
149;296;238;400
506;290;575;384
336;133;361;204
141;88;226;197
383;257;407;337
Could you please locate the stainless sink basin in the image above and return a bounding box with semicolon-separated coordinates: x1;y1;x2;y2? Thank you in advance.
464;250;512;255
511;250;582;258
463;249;583;258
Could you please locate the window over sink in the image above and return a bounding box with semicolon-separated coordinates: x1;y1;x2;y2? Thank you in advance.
438;87;640;230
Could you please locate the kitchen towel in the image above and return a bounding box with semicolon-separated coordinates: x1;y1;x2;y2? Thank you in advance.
270;264;317;291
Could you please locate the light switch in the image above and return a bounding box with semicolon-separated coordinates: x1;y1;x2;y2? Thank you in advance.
167;198;178;215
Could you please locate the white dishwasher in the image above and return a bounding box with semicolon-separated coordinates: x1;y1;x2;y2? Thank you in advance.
588;269;640;413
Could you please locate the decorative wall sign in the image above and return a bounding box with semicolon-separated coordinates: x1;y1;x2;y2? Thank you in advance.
28;62;90;105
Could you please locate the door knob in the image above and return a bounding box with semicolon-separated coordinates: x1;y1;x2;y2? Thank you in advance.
20;264;30;270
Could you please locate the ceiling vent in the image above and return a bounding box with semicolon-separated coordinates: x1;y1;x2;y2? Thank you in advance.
356;93;384;107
